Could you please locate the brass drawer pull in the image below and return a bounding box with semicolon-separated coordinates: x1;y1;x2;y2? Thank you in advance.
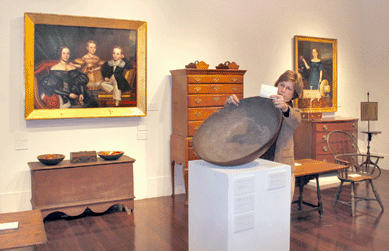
195;98;202;104
323;125;328;131
323;159;328;162
213;86;220;91
322;135;328;141
194;126;199;130
231;77;238;82
194;86;201;92
322;146;328;152
213;77;219;83
213;97;220;102
195;77;201;82
232;87;238;92
353;123;357;128
352;133;356;138
195;112;201;117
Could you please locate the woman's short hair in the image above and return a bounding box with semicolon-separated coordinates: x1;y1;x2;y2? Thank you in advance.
274;70;303;100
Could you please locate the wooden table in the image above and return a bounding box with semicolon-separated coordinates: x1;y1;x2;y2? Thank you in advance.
0;210;47;250
292;159;348;217
29;155;135;218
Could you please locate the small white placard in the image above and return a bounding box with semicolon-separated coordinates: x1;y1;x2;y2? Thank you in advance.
234;212;255;233
0;221;19;230
268;170;287;190
234;176;255;196
259;85;278;99
348;174;362;177
234;194;255;214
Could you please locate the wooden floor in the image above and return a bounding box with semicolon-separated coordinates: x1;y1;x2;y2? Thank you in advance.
37;170;389;251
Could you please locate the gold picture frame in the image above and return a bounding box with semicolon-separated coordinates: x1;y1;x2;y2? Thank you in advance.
294;35;337;113
24;13;147;119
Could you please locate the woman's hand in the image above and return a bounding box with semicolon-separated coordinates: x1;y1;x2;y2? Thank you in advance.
69;93;78;99
79;94;84;106
226;94;240;106
270;94;288;112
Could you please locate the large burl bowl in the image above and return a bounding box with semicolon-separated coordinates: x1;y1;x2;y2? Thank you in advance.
192;96;282;166
37;154;65;165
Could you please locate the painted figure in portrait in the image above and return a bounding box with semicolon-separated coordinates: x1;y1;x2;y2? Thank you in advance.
299;48;324;90
100;46;133;107
74;40;105;100
39;45;99;108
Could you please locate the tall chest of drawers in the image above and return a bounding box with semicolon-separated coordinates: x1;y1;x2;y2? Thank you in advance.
294;117;358;163
170;69;246;198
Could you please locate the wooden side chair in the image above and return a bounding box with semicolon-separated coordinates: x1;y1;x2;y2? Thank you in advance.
326;130;384;216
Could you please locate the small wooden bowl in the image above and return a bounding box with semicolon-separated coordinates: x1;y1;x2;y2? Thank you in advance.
37;154;65;165
98;151;124;160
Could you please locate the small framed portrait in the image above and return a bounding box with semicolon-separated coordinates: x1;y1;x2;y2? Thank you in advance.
24;13;147;120
294;35;337;113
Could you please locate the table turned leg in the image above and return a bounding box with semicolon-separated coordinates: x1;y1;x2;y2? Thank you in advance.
315;175;323;217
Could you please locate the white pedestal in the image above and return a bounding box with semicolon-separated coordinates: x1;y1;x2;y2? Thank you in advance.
189;159;291;251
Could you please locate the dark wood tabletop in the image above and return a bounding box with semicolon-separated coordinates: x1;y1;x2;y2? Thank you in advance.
294;159;348;177
0;209;47;250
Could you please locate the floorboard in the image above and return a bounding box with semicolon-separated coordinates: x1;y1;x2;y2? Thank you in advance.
36;170;389;251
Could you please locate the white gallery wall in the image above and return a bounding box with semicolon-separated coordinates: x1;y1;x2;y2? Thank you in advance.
1;0;388;213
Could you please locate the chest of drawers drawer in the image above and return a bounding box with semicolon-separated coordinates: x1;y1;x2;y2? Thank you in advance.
187;75;243;84
188;94;243;107
315;130;357;143
188;84;243;94
188;107;222;121
315;121;358;132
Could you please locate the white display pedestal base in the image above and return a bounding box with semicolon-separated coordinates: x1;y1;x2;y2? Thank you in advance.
189;159;291;251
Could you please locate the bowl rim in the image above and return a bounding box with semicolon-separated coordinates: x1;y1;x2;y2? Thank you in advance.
37;154;66;159
97;151;124;156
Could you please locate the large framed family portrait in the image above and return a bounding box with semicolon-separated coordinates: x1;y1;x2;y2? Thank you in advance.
294;35;337;113
24;13;147;120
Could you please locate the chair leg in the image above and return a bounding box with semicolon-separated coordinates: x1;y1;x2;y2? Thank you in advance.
351;182;356;216
333;180;344;207
369;180;384;212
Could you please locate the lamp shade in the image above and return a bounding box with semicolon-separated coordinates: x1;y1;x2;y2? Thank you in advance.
361;102;378;121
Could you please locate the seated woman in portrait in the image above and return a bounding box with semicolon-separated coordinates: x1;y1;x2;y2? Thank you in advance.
39;45;99;108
